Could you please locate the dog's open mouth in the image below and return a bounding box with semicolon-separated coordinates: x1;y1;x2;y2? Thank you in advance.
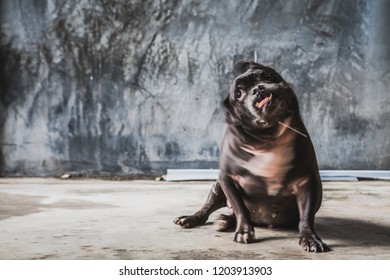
254;93;272;109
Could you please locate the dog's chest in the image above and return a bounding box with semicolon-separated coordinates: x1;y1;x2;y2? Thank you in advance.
241;145;295;195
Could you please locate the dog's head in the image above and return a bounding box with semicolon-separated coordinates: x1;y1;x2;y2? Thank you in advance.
224;61;299;130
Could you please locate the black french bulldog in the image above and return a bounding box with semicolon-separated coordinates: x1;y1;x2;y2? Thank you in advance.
174;61;330;253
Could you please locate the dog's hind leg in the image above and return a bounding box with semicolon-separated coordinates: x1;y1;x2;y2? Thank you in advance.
215;213;236;231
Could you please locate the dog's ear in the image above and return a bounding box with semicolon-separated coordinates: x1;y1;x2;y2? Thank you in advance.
233;60;252;76
223;95;233;118
223;95;241;126
223;95;231;111
233;60;259;76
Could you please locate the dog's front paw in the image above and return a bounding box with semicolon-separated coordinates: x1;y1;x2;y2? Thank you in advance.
173;215;206;228
299;232;330;253
233;224;255;244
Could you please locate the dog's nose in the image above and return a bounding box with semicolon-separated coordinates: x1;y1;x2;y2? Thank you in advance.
253;86;265;96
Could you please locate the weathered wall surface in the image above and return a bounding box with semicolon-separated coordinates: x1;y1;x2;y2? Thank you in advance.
1;0;389;177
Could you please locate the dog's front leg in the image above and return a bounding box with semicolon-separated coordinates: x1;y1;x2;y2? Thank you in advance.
296;180;330;252
220;174;255;243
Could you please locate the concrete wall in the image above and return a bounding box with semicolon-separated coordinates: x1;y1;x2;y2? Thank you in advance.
1;0;389;177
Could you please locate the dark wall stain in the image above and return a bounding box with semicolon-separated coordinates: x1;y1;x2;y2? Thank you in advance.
334;113;370;136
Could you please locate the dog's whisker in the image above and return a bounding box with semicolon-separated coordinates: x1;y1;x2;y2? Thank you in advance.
278;121;308;137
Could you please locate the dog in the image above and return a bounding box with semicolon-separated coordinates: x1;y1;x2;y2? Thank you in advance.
174;61;329;252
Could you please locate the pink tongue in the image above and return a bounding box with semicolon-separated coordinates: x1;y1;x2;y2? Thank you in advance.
255;97;270;109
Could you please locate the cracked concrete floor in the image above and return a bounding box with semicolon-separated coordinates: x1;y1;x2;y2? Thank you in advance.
0;178;389;259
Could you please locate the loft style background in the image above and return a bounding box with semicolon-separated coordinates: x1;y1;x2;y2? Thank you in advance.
0;0;389;177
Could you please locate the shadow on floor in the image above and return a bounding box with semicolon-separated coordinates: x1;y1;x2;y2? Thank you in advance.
316;216;390;247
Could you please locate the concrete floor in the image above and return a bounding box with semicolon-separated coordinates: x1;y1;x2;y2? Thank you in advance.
0;178;389;260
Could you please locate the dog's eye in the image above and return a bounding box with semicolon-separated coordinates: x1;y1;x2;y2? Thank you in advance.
234;90;242;99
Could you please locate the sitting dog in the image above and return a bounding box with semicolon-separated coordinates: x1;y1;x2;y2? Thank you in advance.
174;61;329;252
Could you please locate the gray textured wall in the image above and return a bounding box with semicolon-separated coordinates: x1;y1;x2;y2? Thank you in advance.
1;0;389;177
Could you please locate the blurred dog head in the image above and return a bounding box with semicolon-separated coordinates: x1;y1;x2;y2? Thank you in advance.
224;61;299;130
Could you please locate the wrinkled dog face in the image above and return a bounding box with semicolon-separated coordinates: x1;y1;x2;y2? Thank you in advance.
224;61;298;129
